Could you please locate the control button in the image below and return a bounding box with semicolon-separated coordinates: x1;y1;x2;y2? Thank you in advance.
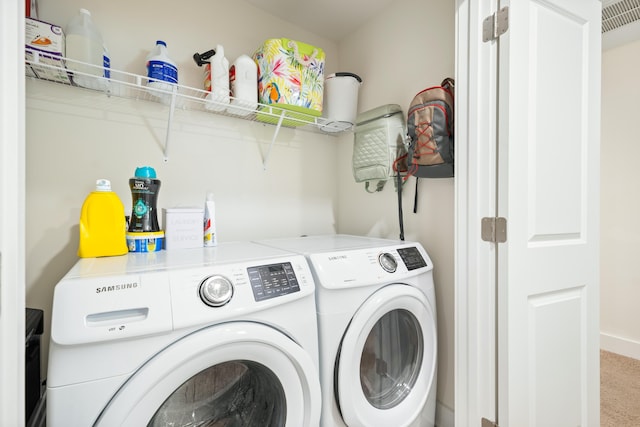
199;275;234;307
379;253;397;273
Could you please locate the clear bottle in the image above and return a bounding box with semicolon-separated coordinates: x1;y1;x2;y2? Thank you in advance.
227;54;258;116
146;40;178;102
78;179;128;258
205;44;229;112
65;8;107;90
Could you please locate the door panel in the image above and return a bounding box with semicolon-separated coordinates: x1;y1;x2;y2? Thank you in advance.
497;0;600;425
529;288;584;426
527;4;586;241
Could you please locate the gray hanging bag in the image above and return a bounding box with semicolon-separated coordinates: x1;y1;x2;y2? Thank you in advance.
352;104;408;193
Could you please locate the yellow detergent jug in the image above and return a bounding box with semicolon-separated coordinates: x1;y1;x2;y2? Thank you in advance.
78;179;128;258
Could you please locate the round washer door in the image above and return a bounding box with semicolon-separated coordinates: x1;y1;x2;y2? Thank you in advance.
337;284;436;427
95;322;321;427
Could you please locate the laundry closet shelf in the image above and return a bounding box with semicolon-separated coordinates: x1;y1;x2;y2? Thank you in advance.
25;49;351;165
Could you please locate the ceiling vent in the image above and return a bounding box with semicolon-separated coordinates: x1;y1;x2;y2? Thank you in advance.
603;0;640;33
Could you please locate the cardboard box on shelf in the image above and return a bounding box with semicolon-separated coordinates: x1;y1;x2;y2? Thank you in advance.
25;17;71;84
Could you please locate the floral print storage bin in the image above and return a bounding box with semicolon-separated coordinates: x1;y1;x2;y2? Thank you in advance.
253;38;325;126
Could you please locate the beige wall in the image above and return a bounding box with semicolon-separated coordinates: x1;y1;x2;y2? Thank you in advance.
27;0;456;415
601;39;640;359
337;0;456;412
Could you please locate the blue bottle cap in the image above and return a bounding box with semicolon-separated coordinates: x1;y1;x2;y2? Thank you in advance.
135;166;157;178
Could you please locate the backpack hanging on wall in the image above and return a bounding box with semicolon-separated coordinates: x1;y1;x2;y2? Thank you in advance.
406;77;455;178
352;104;408;193
405;78;455;211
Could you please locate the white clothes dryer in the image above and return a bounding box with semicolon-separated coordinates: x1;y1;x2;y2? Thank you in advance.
256;235;438;427
47;242;321;427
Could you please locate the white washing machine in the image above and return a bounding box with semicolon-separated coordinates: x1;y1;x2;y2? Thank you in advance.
47;242;321;427
256;235;438;427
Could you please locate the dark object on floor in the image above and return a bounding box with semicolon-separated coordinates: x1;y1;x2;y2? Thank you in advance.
26;308;45;427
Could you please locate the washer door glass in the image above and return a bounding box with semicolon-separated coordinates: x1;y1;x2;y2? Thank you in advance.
336;284;436;427
360;309;423;409
148;360;285;427
95;322;321;427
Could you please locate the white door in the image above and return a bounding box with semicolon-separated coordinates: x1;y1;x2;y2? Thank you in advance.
497;0;601;426
335;285;437;427
455;0;601;425
95;323;321;427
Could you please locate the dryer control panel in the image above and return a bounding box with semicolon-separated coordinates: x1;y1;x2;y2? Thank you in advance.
397;247;428;270
307;243;433;290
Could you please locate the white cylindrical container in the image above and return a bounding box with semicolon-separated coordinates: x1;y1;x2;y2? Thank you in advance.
322;72;363;132
226;54;258;116
65;8;107;90
203;192;217;247
146;40;178;102
205;44;229;112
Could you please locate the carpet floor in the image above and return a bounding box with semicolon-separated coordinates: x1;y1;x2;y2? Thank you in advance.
600;350;640;427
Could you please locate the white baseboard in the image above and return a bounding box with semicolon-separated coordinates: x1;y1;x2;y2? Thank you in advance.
435;401;454;427
601;332;640;360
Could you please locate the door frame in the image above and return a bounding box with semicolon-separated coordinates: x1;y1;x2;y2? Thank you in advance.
0;0;26;425
455;0;499;425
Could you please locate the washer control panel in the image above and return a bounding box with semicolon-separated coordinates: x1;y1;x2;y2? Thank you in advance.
247;262;300;301
167;254;314;330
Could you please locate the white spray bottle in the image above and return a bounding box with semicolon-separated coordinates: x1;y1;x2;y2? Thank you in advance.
203;192;217;246
205;44;229;112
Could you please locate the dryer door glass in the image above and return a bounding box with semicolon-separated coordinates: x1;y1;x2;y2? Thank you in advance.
147;360;286;427
359;309;423;409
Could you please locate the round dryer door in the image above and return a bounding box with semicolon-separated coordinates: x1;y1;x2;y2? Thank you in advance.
336;284;437;427
94;322;321;427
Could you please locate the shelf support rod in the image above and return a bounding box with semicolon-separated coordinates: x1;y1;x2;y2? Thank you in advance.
263;110;286;170
163;86;178;162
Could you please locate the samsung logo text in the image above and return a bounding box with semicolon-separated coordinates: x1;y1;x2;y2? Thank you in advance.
96;282;139;294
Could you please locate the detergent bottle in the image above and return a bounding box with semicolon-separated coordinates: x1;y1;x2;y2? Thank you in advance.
78;179;128;258
227;54;258;116
128;166;161;232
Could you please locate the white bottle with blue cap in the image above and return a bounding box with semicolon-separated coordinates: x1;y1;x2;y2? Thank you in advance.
146;40;178;101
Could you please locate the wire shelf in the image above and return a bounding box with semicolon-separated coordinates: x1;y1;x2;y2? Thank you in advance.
25;48;352;164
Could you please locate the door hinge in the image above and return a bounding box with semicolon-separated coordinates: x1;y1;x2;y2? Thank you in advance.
482;418;499;427
481;217;507;243
482;6;509;42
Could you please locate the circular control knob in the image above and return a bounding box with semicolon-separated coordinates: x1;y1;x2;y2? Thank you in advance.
378;252;397;273
199;275;234;307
